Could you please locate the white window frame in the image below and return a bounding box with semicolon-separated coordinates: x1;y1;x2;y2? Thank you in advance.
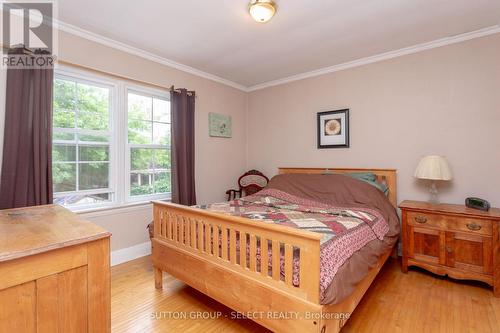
53;65;172;212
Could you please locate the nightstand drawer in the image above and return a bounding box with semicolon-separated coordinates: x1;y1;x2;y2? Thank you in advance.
407;211;492;236
407;211;443;229
446;217;492;236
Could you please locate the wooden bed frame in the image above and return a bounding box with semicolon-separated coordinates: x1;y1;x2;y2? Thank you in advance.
152;167;397;333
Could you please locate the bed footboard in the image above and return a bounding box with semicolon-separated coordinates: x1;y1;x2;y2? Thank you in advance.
152;201;323;332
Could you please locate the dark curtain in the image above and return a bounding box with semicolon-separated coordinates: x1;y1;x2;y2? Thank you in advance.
170;88;196;205
0;49;54;209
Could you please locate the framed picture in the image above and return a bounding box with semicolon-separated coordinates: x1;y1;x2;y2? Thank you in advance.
317;109;349;148
209;112;232;138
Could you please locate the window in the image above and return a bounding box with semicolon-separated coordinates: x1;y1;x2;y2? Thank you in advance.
127;90;171;199
52;76;114;206
52;67;171;210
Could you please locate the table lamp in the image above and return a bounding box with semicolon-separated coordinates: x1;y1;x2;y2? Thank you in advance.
414;155;452;203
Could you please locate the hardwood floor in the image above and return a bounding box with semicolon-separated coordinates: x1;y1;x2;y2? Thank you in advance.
111;256;500;332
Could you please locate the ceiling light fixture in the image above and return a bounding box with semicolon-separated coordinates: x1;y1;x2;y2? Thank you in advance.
248;0;276;23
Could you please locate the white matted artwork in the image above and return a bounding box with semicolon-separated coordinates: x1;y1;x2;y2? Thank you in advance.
209;112;232;138
317;109;349;148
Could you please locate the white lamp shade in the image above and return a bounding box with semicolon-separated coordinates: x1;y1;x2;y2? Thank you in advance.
414;155;452;181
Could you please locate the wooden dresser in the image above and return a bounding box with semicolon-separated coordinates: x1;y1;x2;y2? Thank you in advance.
0;205;111;332
400;200;500;296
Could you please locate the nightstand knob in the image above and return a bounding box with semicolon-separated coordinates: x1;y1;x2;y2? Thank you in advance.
446;246;453;253
414;216;427;224
466;223;481;231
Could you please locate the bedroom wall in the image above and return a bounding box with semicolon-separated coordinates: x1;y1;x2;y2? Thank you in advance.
246;33;500;207
0;30;248;254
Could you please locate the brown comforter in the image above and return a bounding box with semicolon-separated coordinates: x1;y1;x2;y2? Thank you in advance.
266;173;400;304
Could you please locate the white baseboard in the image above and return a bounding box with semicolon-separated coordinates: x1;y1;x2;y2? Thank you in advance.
111;241;151;266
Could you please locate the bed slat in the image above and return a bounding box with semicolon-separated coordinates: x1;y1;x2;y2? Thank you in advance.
249;234;257;271
285;244;293;286
160;211;166;237
272;240;280;281
204;223;211;254
166;213;172;240
230;229;236;264
260;237;269;277
240;232;246;268
190;219;196;249
213;225;220;257
197;220;203;251
181;217;186;244
221;227;228;260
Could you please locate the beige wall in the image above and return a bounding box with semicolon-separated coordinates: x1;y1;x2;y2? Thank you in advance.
247;33;500;207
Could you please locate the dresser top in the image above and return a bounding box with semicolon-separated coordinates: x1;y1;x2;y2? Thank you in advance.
399;200;500;219
0;204;111;262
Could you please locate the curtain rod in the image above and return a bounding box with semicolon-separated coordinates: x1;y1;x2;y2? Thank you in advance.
170;85;195;96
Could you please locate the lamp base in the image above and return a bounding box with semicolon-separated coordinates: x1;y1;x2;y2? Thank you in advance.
429;181;439;204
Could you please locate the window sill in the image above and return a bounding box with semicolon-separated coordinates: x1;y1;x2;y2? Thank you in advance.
75;199;170;218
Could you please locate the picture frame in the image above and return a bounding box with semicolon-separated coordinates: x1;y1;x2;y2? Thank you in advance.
209;112;232;138
317;109;350;148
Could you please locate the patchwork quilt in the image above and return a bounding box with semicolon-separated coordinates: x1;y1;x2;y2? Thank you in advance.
197;188;389;303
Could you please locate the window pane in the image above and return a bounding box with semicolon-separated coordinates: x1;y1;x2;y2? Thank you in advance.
153;98;170;123
53;110;75;128
79;146;109;162
130;173;154;196
53;144;76;162
54;193;111;206
128;93;152;121
53;163;76;192
128;120;152;144
130;148;153;170
78;134;109;143
153;122;170;145
53;75;113;206
54;79;76;111
154;149;170;170
54;132;75;141
79;162;109;190
130;148;156;197
77;111;109;130
154;172;171;194
76;83;109;114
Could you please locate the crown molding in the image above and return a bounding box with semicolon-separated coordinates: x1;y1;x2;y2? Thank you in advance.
246;25;500;92
57;20;249;92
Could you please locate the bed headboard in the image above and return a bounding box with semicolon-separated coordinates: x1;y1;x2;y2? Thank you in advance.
278;167;397;208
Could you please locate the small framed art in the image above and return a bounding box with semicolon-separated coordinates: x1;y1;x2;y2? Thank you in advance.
209;112;232;138
317;109;349;148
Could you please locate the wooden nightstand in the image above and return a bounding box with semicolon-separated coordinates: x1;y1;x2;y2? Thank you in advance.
399;200;500;297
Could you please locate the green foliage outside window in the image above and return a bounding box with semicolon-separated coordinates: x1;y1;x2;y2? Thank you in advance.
128;93;171;196
53;79;110;193
52;78;172;203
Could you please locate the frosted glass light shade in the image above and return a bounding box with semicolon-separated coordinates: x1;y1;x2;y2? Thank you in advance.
414;155;452;181
249;0;276;23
